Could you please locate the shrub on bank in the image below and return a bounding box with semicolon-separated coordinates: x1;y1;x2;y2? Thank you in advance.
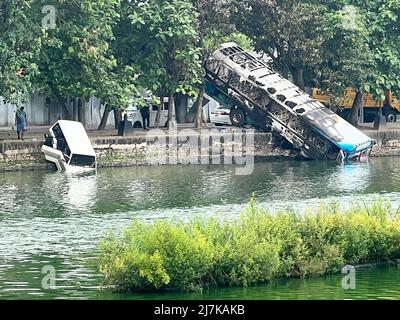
97;199;400;292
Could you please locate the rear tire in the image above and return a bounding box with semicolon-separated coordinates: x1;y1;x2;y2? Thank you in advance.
386;110;397;123
230;108;246;127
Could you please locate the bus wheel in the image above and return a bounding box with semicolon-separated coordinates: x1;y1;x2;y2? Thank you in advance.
230;108;246;127
386;111;397;123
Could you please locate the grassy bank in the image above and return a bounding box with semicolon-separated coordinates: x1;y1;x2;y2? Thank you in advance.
97;199;400;293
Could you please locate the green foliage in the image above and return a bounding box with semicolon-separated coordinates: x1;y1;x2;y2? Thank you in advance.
1;0;399;117
33;0;134;108
360;0;400;97
0;0;42;103
99;220;215;292
204;31;252;55
232;0;400;103
193;0;236;57
316;5;375;98
98;199;400;293
117;0;202;97
317;0;400;100
234;0;330;82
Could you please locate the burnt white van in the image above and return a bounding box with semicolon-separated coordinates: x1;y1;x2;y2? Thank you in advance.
41;120;97;172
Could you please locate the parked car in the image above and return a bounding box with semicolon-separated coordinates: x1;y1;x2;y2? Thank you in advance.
203;93;233;126
123;97;173;128
209;107;232;126
123;95;235;128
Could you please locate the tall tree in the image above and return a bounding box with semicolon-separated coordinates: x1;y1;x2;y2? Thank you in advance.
118;0;202;128
190;0;235;127
233;0;328;89
0;0;42;104
96;65;140;130
315;3;374;125
356;0;400;98
33;0;132;125
316;0;400;125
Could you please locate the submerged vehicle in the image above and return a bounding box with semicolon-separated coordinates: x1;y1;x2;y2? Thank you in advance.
204;42;375;161
41;120;97;172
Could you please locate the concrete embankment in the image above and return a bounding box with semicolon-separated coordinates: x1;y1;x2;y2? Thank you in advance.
0;127;399;172
0;129;292;172
363;129;400;157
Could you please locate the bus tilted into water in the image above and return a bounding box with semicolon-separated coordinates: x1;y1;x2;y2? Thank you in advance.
205;42;375;161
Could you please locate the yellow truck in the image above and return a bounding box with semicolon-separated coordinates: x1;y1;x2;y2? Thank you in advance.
311;88;400;123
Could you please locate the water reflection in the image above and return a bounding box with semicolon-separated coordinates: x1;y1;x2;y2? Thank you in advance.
94;266;400;300
0;184;16;214
64;172;97;213
328;162;372;193
40;171;98;215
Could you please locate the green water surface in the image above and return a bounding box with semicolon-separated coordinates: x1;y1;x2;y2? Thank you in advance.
1;158;400;299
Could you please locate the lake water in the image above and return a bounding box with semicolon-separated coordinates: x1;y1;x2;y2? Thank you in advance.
2;158;400;300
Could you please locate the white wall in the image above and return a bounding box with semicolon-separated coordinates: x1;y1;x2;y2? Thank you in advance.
0;94;116;128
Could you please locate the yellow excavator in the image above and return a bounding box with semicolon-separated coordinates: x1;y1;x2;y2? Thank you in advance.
311;88;400;123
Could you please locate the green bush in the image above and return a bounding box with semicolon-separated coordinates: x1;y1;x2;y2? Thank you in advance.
99;220;215;292
97;198;400;293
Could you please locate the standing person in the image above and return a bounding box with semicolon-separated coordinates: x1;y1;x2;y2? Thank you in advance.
15;107;27;140
140;105;150;130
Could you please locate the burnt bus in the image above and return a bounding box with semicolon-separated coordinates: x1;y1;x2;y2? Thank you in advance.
205;42;375;161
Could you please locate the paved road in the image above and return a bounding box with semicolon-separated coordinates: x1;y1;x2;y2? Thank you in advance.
0;123;223;142
0;127;182;141
0;121;399;142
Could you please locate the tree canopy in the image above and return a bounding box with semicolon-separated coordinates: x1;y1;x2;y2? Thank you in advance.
0;0;399;125
0;0;42;103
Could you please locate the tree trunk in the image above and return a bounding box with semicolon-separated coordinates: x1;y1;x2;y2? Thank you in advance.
195;82;205;128
155;96;163;128
114;108;122;129
350;90;363;126
78;96;86;126
98;104;109;131
167;93;176;130
186;99;197;123
72;98;78;121
292;67;305;91
280;61;290;79
175;94;189;123
59;96;69;120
